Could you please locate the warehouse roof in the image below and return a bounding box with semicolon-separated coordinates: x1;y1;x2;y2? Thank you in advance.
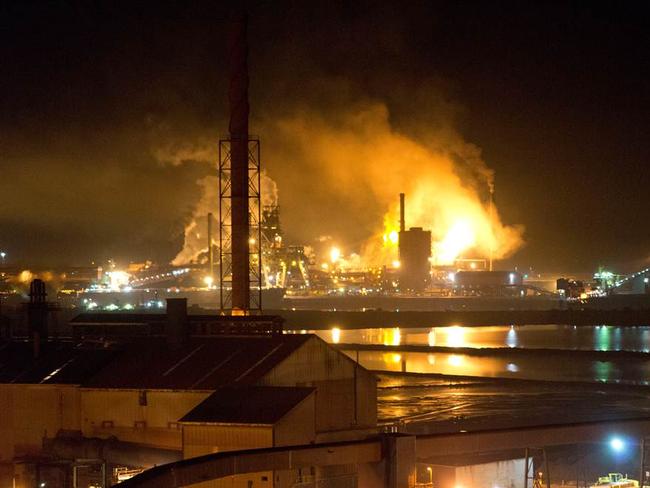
180;386;315;424
0;341;119;384
70;313;283;325
83;334;311;390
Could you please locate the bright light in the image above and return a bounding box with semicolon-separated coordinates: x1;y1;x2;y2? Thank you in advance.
388;230;399;244
390;353;402;364
437;220;476;265
448;354;463;366
203;276;214;288
610;437;625;452
392;260;401;269
446;326;465;347
106;270;130;291
331;327;341;344
428;328;436;347
330;246;341;263
248;237;256;245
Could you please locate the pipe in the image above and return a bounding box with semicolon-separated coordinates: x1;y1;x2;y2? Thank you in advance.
43;433;182;468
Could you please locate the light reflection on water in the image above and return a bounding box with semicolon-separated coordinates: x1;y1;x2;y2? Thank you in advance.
311;324;650;352
341;349;647;384
301;325;650;384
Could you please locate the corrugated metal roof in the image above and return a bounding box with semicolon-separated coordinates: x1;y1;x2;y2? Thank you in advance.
179;386;314;424
0;341;119;384
83;335;311;390
69;313;165;324
70;313;283;324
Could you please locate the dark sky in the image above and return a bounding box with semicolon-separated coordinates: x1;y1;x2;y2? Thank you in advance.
1;1;649;272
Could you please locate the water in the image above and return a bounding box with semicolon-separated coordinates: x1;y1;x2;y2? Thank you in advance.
288;325;650;384
341;349;650;384
307;324;650;352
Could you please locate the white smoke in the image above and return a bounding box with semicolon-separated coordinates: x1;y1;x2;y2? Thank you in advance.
155;138;279;266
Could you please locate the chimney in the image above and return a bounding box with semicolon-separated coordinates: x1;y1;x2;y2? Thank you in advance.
28;279;48;358
165;298;188;348
228;11;251;311
399;193;405;233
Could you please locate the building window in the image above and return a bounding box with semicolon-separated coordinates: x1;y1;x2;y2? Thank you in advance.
139;390;148;406
134;420;147;429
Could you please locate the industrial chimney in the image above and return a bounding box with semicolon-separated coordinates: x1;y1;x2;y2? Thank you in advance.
165;298;188;349
28;279;48;358
399;193;405;233
228;11;251;312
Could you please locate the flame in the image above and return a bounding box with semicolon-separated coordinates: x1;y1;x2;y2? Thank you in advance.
437;220;476;265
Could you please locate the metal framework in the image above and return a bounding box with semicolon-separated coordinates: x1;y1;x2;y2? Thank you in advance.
218;137;262;312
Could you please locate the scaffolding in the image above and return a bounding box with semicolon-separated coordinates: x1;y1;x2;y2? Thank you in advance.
218;137;262;312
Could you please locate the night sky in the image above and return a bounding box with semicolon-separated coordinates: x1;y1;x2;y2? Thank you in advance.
1;1;649;273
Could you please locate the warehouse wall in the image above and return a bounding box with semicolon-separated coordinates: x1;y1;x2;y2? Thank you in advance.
274;394;316;447
0;384;80;488
81;389;210;449
430;458;527;488
259;336;377;433
182;423;273;488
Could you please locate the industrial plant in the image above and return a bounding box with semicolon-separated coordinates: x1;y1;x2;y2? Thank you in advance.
4;4;650;488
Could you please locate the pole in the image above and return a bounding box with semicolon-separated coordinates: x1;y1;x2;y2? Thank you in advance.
208;212;214;280
640;437;646;488
543;448;551;488
488;182;494;272
524;448;529;488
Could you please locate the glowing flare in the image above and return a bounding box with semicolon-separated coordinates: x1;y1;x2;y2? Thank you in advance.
331;327;341;344
437;220;476;265
446;326;465;348
330;246;341;263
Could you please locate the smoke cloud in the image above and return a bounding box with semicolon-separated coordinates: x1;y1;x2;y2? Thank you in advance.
158;139;279;265
259;100;523;267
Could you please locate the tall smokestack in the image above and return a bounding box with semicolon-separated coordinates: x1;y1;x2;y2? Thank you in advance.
399;193;405;232
228;11;250;311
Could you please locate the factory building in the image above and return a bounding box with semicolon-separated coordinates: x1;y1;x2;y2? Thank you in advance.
398;194;432;292
0;299;377;488
452;270;524;296
399;227;432;292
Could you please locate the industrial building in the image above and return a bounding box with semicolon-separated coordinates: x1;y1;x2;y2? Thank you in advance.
0;298;377;487
452;270;524;296
398;194;432;293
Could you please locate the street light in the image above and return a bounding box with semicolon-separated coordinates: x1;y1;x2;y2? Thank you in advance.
610;437;625;453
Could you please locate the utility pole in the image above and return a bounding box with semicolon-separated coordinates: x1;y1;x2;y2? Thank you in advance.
488;179;495;272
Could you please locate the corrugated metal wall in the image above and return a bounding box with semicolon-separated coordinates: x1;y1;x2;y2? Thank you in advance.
81;389;210;449
0;384;80;461
259;337;377;432
183;424;273;488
